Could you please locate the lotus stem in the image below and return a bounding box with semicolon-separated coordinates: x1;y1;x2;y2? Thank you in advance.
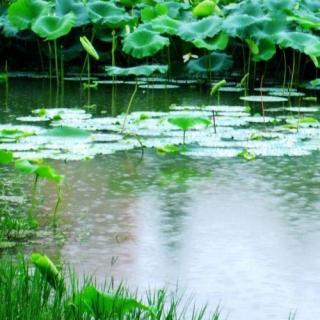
36;37;44;72
4;60;8;111
260;73;266;125
60;47;64;106
212;110;217;134
29;174;39;221
52;185;62;228
289;50;296;91
87;56;91;106
54;39;60;86
112;30;117;85
183;130;186;144
121;81;138;133
48;42;52;104
282;50;287;92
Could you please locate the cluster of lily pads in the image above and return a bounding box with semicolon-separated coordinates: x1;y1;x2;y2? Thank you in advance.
0;0;320;86
0;94;319;161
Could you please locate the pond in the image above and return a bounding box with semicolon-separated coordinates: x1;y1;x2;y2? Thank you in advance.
1;77;320;320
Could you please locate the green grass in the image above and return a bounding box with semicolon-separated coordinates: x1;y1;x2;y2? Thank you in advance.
0;255;220;320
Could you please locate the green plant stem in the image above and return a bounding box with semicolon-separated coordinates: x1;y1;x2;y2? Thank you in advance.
52;186;62;228
36;37;44;72
290;50;295;91
282;50;287;92
183;130;186;144
260;73;266;125
212;110;217;134
54;40;60;86
121;81;138;133
112;30;117;84
29;174;39;221
87;56;91;106
48;42;53;105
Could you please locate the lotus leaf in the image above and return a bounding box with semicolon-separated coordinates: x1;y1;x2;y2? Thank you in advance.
186;52;233;74
8;0;49;30
105;65;168;76
168;116;211;131
192;32;229;50
150;15;180;35
87;1;132;28
32;12;76;40
192;0;217;17
177;16;222;42
0;150;13;164
55;0;89;26
31;253;63;290
122;29;169;58
42;126;91;138
68;285;151;318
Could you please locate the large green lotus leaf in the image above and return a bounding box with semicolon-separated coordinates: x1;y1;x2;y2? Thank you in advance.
122;29;169;59
168;116;211;131
150;15;180;35
68;286;151;318
263;0;296;11
222;13;270;38
141;3;168;22
276;31;320;56
177;15;222;42
8;0;49;30
87;1;132;28
192;32;229;50
32;13;76;40
105;65;168;76
192;0;217;17
55;0;89;26
186;52;233;74
252;38;276;61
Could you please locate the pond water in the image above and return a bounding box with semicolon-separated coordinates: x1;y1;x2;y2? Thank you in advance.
1;77;320;320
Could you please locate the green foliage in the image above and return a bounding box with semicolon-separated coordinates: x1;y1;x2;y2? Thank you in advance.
42;126;91;138
105;64;168;76
237;149;256;161
122;29;170;58
211;79;227;95
0;150;13;164
31;12;76;40
168;116;211;131
80;36;100;60
68;285;152;318
156;144;181;154
8;0;48;30
31;253;63;290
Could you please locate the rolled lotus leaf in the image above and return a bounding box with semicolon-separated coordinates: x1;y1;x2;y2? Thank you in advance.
32;12;76;40
8;0;49;30
80;36;100;60
31;253;64;290
122;29;169;59
105;65;168;77
87;1;133;28
192;0;217;17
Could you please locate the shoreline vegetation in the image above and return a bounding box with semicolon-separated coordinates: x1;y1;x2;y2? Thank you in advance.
0;253;220;320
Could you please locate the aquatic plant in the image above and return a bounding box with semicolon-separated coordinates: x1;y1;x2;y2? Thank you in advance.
0;255;217;319
168;116;211;144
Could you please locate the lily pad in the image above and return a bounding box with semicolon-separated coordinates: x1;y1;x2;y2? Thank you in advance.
240;95;288;102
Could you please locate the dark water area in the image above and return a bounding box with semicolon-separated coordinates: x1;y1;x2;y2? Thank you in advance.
1;77;320;320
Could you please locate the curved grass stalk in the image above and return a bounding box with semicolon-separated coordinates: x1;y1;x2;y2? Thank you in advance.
54;39;59;86
121;81;138;133
52;185;62;228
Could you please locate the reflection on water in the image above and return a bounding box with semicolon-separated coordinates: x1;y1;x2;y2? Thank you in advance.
1;79;320;320
29;151;320;320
